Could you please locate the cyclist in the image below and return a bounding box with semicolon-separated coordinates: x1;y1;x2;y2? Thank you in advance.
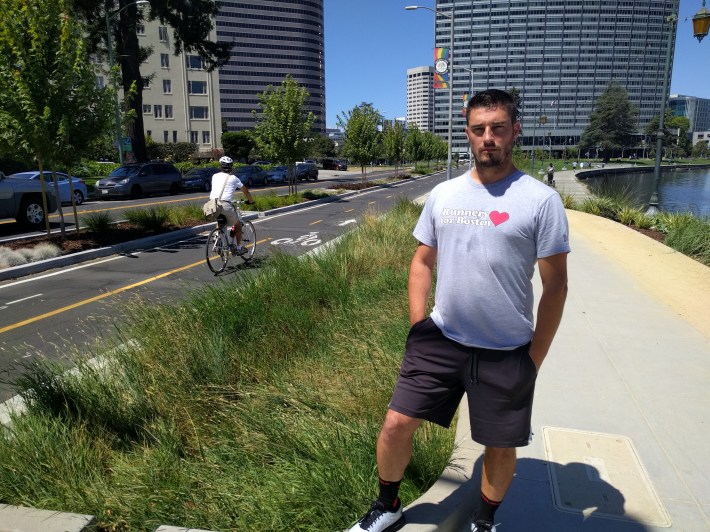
210;156;255;255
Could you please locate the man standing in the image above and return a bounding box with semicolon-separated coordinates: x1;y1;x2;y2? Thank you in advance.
348;89;569;532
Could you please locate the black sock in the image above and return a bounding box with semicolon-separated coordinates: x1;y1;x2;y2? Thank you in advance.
476;491;502;523
377;477;402;510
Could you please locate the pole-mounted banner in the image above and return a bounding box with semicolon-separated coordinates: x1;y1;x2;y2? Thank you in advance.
434;47;450;89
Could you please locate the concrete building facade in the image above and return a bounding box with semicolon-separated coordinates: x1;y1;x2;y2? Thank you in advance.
432;0;679;156
215;0;326;134
406;66;435;132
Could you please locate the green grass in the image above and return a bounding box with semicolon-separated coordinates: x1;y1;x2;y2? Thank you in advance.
0;200;454;531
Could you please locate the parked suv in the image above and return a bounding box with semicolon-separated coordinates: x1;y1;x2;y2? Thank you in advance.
322;158;347;171
295;161;318;181
96;162;182;199
0;171;58;227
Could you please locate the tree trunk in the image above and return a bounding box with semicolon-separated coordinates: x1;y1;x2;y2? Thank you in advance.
118;2;147;162
36;159;51;237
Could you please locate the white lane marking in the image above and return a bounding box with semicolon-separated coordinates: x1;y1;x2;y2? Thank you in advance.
0;255;124;290
6;294;43;305
338;219;356;226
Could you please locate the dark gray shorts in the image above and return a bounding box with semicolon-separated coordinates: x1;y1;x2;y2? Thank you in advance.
389;318;537;448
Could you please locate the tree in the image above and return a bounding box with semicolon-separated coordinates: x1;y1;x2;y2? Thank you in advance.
222;131;256;163
73;0;232;163
508;87;523;125
308;135;336;160
381;121;405;177
337;103;382;182
421;131;446;168
252;75;314;195
579;82;638;162
0;0;113;236
691;140;710;158
404;124;425;165
645;111;691;159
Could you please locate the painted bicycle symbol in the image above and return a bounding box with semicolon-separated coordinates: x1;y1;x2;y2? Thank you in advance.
271;231;322;247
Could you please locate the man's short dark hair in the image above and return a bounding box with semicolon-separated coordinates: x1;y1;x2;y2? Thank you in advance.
466;89;518;124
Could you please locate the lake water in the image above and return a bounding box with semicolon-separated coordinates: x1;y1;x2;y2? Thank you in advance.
584;166;710;218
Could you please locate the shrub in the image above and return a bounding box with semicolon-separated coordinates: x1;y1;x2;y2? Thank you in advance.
560;193;577;210
82;211;113;233
124;206;171;231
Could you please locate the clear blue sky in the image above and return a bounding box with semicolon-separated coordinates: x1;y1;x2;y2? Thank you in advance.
323;0;710;128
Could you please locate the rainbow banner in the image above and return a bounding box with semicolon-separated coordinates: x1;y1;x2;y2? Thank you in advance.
433;47;450;89
462;92;469;116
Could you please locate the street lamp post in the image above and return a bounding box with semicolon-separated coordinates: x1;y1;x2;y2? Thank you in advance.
105;0;149;165
406;5;455;180
646;13;677;216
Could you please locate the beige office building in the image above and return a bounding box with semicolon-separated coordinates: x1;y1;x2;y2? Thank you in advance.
406;66;435;132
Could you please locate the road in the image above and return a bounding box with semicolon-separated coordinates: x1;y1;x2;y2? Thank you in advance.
0;167;401;243
0;171;444;402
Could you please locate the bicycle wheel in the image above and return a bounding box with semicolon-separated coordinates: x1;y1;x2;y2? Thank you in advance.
240;221;256;261
206;228;230;273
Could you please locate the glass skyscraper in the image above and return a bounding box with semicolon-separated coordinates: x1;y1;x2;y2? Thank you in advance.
216;1;325;133
433;0;679;156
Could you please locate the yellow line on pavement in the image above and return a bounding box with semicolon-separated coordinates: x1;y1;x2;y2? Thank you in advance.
309;219;322;225
0;236;271;334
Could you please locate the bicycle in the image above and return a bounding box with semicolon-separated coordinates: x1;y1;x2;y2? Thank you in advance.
205;200;256;273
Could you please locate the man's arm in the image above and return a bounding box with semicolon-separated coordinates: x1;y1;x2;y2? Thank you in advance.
239;185;255;204
529;252;568;371
408;243;437;326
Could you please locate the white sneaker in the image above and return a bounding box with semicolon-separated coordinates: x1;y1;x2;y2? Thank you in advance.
472;520;497;532
349;500;404;532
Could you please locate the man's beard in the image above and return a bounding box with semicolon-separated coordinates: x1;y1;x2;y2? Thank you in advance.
473;145;511;168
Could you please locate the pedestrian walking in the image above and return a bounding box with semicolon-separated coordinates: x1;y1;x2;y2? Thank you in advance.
347;89;570;532
546;163;555;186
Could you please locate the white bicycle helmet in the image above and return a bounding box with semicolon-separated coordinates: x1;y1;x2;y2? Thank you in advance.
219;156;233;170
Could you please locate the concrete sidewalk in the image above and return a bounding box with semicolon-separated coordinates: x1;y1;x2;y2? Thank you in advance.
402;209;710;531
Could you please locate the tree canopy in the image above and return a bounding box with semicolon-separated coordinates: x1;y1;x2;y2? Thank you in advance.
252;75;314;194
381;121;405;176
74;0;233;162
338;103;382;181
0;0;112;235
579;82;639;162
645;111;692;158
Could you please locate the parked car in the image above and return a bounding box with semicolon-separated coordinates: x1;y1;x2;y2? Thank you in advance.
8;171;88;205
265;165;288;184
322;158;348;171
181;166;219;192
0;171;58;227
96;162;182;199
251;160;271;167
234;165;268;186
295;161;318;181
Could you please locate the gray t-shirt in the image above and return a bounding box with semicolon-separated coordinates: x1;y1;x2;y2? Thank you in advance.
413;170;570;349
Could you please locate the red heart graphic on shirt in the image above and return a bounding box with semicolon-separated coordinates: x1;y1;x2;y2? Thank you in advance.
490;211;510;226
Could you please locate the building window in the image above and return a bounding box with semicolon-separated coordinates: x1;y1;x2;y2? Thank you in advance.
160;53;169;68
186;55;205;70
189;106;209;119
143;77;151;89
95;75;105;89
154;105;162;118
163;79;172;94
136;24;145;35
202;131;210;144
165;105;173;119
190;131;199;143
188;80;207;94
172;131;177;143
143;104;152;114
146;130;152;139
164;130;169;143
158;26;168;42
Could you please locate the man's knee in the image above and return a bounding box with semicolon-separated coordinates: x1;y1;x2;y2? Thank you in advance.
379;410;422;443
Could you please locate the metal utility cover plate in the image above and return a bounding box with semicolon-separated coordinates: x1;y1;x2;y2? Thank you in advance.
542;427;671;527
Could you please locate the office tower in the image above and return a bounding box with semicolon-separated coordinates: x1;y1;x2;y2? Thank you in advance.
433;0;679;156
407;66;436;132
216;1;326;134
669;95;710;133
